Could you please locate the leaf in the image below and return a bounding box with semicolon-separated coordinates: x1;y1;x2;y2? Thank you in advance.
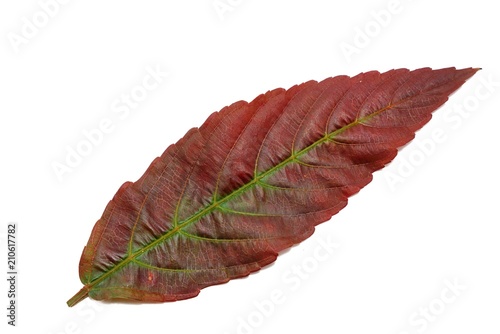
67;67;478;306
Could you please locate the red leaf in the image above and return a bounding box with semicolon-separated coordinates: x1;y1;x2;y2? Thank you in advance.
67;67;478;306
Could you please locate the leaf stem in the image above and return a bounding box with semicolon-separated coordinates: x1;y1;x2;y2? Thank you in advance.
67;286;89;307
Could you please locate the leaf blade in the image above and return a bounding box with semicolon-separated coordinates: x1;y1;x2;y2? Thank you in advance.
68;67;479;306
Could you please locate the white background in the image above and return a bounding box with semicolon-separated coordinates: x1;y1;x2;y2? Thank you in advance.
1;1;499;333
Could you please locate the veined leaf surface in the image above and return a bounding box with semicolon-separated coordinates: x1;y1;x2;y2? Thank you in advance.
68;67;478;306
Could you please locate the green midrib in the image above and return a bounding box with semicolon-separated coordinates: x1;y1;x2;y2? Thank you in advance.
82;103;391;293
